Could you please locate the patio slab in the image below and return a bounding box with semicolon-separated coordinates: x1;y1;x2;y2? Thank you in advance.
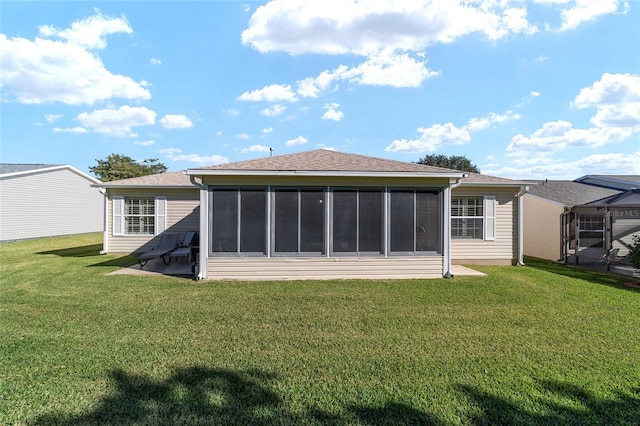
451;265;487;277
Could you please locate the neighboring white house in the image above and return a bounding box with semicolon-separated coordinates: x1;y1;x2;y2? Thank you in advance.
0;164;104;242
99;149;530;280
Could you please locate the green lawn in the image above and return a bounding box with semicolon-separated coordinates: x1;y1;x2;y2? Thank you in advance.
1;234;639;425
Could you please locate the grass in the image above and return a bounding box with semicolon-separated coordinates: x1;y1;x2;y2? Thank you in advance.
1;233;639;425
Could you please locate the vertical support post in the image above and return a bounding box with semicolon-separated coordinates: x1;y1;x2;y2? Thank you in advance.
574;207;580;265
443;184;453;278
198;185;209;280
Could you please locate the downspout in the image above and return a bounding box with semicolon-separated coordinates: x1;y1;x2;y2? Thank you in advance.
189;175;208;280
98;187;108;255
516;185;530;266
443;176;465;278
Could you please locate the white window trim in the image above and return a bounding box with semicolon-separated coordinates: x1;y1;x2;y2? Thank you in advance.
112;195;166;236
451;195;495;241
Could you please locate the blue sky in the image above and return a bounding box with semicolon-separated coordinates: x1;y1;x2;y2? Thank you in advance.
1;0;639;180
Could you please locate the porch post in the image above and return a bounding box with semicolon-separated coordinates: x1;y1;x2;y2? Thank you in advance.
443;185;453;278
198;185;209;280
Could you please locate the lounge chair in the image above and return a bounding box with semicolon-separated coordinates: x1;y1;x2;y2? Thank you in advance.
169;231;199;264
138;232;179;267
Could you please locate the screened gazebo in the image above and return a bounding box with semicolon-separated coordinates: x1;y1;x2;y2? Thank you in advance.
561;189;640;270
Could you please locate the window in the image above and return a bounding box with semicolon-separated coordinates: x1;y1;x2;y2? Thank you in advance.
274;189;324;254
389;190;441;253
125;198;155;234
451;196;495;240
210;189;266;254
113;196;166;236
332;190;383;254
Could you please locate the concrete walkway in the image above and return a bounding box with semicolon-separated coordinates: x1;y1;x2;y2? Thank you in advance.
451;265;487;277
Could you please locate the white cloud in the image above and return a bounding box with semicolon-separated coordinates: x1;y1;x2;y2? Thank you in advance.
242;1;539;55
574;73;640;108
75;105;157;137
44;113;63;123
150;58;162;65
337;49;438;88
385;123;471;153
261;104;287;116
237;84;298;102
508;120;631;152
159;114;194;129
297;70;336;98
224;109;241;117
239;144;271;153
160;147;228;166
560;0;627;31
285;135;308;147
0;14;150;105
508;73;640;158
322;103;344;121
53;126;88;134
38;9;131;50
236;133;251;140
465;111;522;133
262;127;273;134
134;140;155;146
487;150;640;179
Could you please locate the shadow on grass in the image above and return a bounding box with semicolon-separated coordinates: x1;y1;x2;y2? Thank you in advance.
88;255;138;268
37;244;104;258
458;380;640;425
29;367;444;425
524;257;639;292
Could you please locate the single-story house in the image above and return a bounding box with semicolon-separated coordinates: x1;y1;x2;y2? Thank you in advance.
0;164;103;242
524;175;639;261
99;149;530;280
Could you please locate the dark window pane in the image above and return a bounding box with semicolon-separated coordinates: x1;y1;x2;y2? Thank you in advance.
300;190;324;253
416;191;439;251
390;191;414;252
359;191;382;252
275;190;298;252
333;191;357;252
212;190;238;252
452;218;482;239
240;190;266;253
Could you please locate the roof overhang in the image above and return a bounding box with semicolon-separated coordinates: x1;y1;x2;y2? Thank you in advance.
95;184;195;189
186;169;466;179
1;164;102;185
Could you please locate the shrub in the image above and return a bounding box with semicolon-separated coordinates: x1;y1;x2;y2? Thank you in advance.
629;234;640;273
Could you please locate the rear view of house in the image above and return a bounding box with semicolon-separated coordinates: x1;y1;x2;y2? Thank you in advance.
0;164;103;242
100;150;530;280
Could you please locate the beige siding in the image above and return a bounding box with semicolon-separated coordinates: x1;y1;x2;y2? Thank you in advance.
106;188;199;253
451;188;518;264
523;194;563;260
205;256;444;280
612;215;640;258
0;168;103;242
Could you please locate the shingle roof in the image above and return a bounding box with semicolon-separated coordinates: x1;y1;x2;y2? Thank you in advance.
102;150;525;188
100;170;193;187
582;189;640;207
0;163;62;175
195;149;457;173
528;180;621;206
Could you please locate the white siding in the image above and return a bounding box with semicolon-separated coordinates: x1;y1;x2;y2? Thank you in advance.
523;194;563;260
611;216;640;258
0;168;103;242
106;189;199;253
451;188;517;265
205;256;444;280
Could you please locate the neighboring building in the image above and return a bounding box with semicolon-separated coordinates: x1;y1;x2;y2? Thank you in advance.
0;164;104;242
523;175;640;261
99;149;529;280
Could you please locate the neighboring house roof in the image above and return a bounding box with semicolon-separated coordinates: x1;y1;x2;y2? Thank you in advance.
527;180;620;206
582;189;640;207
99;170;193;188
101;150;527;189
0;163;101;184
574;175;640;190
0;163;62;176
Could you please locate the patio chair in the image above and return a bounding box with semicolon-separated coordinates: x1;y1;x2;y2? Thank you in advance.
138;232;179;267
169;231;199;264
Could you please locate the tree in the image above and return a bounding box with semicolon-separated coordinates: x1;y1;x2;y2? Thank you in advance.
416;154;480;173
89;154;167;182
629;234;640;274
